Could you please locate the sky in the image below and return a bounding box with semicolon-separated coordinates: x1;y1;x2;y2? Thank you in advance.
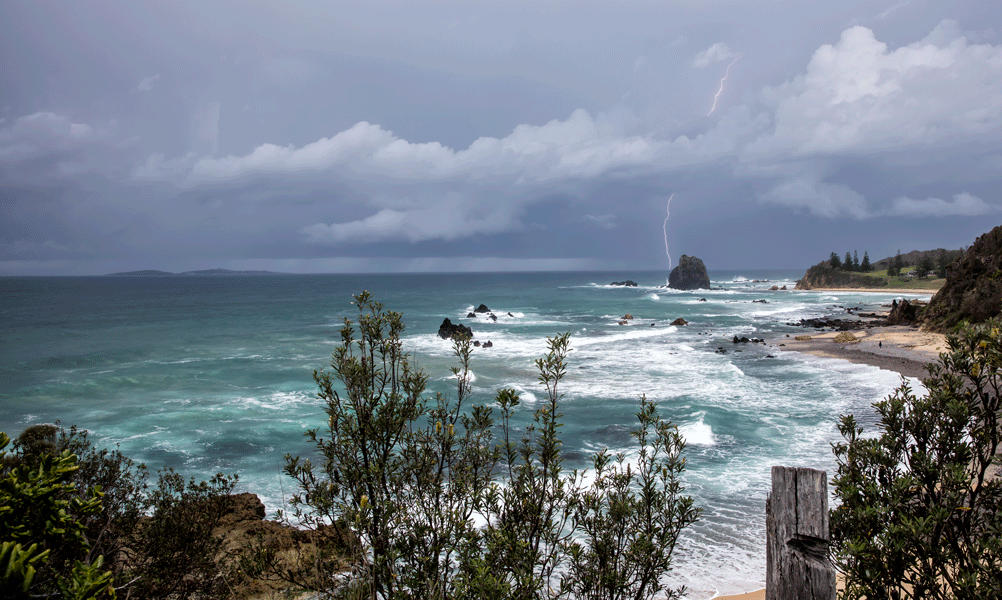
2;0;1001;275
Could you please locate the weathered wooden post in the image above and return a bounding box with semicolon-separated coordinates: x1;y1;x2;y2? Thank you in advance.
766;466;836;600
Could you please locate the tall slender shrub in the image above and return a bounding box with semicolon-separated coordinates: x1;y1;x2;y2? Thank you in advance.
284;292;701;600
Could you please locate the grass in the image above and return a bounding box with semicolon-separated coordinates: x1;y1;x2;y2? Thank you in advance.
866;269;945;290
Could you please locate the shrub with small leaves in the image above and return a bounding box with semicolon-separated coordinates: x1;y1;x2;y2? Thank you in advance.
286;292;700;600
831;318;1002;600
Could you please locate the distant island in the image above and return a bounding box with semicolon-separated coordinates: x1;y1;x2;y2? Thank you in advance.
106;269;286;277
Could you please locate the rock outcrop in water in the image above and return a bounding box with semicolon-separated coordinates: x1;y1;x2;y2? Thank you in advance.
668;255;710;290
610;280;638;287
438;318;472;340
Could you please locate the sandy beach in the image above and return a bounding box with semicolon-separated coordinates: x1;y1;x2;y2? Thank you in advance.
779;286;945;380
716;293;947;600
770;325;947;380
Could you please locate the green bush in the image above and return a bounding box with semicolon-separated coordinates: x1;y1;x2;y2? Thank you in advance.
831;318;1002;599
3;426;237;599
282;291;701;600
0;431;116;599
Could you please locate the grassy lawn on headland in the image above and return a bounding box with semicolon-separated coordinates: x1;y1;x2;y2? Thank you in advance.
865;269;945;291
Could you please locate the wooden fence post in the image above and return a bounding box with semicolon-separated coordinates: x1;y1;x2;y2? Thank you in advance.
766;466;836;600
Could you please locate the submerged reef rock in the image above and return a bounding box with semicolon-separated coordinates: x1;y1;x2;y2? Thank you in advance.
610;280;638;287
668;255;710;290
438;318;473;340
671;318;688;326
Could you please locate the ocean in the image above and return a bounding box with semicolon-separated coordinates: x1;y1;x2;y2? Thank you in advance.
0;271;931;598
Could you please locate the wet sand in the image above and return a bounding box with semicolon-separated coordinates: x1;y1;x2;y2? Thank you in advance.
770;325;947;380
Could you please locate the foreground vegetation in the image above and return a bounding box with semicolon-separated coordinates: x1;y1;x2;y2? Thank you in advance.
255;291;702;600
1;426;237;599
832;317;1002;599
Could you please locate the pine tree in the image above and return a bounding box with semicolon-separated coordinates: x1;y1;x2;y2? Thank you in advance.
917;254;934;279
936;249;949;279
829;252;842;269
890;250;903;276
860;251;871;273
845;251;853;271
852;250;859;271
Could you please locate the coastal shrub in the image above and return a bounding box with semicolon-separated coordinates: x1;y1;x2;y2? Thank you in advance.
0;430;116;599
4;425;238;599
282;291;701;600
831;317;1002;600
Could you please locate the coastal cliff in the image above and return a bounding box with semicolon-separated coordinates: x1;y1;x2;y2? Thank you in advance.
921;224;1002;331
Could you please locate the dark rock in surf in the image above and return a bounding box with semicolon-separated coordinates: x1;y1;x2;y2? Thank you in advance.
438;318;473;340
610;280;638;287
671;318;688;326
668;255;710;290
474;304;490;313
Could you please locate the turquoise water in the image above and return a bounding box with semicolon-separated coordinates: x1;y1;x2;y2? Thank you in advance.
0;271;930;598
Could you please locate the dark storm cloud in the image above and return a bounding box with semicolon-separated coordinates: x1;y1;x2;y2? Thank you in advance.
1;1;1000;274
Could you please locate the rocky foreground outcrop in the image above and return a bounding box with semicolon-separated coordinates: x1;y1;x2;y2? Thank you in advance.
922;224;1002;331
668;255;710;290
215;493;353;598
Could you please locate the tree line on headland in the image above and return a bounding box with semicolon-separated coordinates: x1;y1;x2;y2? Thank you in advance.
4;225;1002;599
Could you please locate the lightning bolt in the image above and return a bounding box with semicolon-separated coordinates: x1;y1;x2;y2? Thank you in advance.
663;193;674;271
707;57;739;117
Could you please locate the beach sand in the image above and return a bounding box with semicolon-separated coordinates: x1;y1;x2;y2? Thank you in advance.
716;306;947;600
771;325;947;380
716;591;765;600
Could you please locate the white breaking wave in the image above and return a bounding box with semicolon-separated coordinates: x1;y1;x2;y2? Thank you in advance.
679;417;716;446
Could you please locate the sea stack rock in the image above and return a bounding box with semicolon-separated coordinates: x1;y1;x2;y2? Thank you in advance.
438;318;473;340
668;255;710;290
